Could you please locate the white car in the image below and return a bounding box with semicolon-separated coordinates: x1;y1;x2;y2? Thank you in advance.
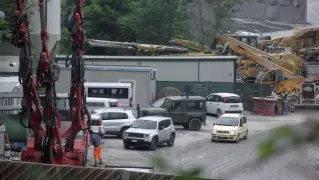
92;108;136;138
211;113;248;143
205;93;243;117
90;114;105;137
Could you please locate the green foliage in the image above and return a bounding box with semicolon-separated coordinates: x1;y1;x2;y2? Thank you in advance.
60;0;191;53
0;20;11;43
152;155;203;180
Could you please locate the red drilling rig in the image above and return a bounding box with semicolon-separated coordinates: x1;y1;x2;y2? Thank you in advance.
11;0;91;166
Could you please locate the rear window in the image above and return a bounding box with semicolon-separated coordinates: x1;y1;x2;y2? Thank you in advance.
86;102;105;107
225;96;241;103
91;119;101;126
109;101;118;107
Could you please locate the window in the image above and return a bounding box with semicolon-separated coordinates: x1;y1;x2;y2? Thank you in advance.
216;117;239;126
162;99;173;108
185;101;204;110
151;98;165;107
240;118;243;126
165;119;171;128
86;102;105;107
88;87;129;99
171;101;182;110
158;120;165;128
131;120;157;130
56;99;66;110
215;96;222;102
206;95;214;101
101;112;128;120
224;96;241;103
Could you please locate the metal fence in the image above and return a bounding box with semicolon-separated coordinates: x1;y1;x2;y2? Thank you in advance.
156;81;272;111
0;160;213;180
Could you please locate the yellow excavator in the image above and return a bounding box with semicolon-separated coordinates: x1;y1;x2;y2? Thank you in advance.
218;35;319;111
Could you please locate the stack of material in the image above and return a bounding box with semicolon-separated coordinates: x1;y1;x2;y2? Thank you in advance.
252;97;277;116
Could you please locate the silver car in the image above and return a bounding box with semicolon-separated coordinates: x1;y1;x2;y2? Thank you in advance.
92;108;136;138
123;116;176;150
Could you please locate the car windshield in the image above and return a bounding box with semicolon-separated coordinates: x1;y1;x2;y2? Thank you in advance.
216;117;239;126
131;120;157;130
151;98;165;107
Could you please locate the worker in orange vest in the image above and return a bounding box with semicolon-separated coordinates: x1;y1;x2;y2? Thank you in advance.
89;130;103;167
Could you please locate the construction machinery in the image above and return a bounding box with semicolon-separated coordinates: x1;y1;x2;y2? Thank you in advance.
86;39;189;56
10;0;90;165
218;35;315;110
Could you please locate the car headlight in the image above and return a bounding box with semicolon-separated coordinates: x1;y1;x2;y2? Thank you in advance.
230;131;236;134
212;129;217;134
143;134;148;138
125;133;129;137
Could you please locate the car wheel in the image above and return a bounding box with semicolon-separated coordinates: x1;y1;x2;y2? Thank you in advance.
123;142;130;149
182;125;189;129
188;118;202;131
235;134;240;143
119;127;129;139
149;137;158;150
167;134;175;147
211;139;215;142
244;131;248;140
217;109;223;118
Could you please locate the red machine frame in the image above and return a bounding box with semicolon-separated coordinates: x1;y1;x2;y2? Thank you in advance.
11;0;90;166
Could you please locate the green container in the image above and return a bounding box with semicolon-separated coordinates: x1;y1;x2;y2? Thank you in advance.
1;114;29;143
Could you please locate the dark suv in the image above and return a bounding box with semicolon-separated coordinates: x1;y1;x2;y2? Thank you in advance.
140;96;206;131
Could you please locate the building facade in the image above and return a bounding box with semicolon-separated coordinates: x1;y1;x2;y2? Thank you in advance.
56;65;155;107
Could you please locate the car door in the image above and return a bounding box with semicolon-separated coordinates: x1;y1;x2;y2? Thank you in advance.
205;95;214;113
242;116;248;134
157;120;166;142
163;119;173;140
107;112;129;132
212;96;222;114
169;101;184;124
239;117;245;138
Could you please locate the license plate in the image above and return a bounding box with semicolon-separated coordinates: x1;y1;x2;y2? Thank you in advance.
131;140;137;142
230;105;238;108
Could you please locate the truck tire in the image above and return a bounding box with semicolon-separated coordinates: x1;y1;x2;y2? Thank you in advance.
188;118;202;131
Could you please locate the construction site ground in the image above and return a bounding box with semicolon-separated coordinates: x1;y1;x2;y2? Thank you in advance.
89;111;319;180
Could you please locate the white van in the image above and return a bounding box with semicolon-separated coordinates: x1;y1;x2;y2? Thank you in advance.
84;82;134;107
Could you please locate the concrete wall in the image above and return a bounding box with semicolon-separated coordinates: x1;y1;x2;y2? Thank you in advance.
55;65;153;107
55;56;237;82
229;0;307;24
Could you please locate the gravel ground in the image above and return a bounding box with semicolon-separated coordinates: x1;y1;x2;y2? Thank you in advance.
87;112;318;179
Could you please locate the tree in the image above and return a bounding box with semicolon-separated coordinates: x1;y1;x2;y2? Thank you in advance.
188;0;244;46
124;0;191;44
0;0;17;43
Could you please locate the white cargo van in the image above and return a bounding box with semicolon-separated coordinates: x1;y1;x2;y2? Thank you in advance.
84;82;134;107
86;97;119;108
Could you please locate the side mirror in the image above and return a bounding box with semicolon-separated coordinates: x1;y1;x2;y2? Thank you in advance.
213;123;215;125
240;123;243;127
158;126;164;130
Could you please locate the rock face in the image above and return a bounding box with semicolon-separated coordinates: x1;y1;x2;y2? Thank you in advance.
229;0;307;24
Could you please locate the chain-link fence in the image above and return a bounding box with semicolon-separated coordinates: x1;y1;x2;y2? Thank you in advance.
156;81;272;111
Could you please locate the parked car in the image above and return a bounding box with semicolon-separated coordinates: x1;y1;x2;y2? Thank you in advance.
205;93;243;117
91;108;136;138
140;96;206;131
211;113;248;143
123;116;176;150
90;114;104;137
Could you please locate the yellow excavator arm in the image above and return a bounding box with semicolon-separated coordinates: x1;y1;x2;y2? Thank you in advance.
218;35;301;79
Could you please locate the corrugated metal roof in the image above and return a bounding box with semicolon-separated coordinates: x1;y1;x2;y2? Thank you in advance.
0;56;20;73
55;55;237;61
